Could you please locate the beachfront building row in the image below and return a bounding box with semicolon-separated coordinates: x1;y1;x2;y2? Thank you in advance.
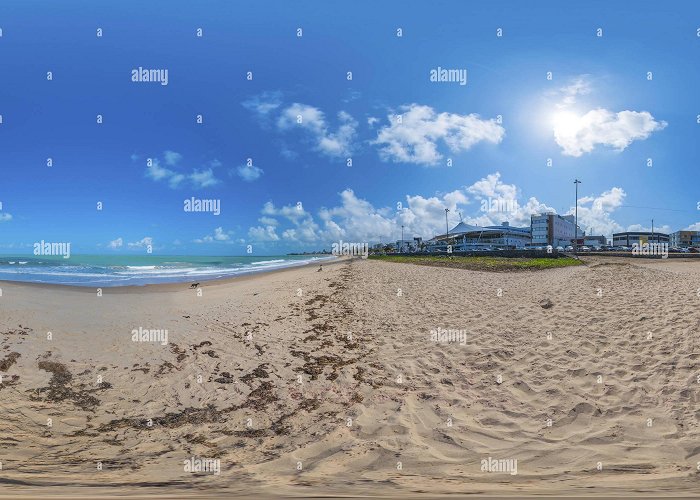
669;230;700;248
612;231;670;247
405;214;699;252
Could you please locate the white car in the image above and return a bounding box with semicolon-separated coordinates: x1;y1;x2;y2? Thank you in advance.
556;246;564;251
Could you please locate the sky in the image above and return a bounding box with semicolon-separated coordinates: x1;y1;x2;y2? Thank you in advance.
1;0;699;255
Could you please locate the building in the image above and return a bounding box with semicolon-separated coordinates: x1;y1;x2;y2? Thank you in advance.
395;239;414;252
579;235;608;247
612;231;669;247
670;230;700;248
531;213;583;247
428;221;531;250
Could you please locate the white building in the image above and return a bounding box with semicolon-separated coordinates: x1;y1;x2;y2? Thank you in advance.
427;221;531;250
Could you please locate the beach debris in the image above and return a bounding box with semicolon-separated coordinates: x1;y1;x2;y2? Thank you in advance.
0;352;20;371
539;298;554;309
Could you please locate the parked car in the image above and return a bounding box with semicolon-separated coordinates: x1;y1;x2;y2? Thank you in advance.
680;247;690;253
690;247;700;253
556;246;564;251
565;245;574;252
580;246;591;252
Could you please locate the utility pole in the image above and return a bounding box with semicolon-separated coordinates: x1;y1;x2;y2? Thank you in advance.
651;219;654;243
574;179;581;253
445;208;450;246
401;225;404;252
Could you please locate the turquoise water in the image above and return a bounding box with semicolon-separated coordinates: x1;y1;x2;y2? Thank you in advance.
0;254;333;287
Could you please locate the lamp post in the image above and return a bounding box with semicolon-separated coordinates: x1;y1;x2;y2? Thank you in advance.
445;208;450;249
574;179;581;253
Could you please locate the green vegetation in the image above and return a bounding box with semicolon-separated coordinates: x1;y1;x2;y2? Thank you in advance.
368;254;582;272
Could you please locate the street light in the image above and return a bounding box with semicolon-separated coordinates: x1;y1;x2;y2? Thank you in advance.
574;179;581;253
445;208;450;248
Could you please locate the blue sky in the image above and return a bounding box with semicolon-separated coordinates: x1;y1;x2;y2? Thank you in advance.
1;0;699;255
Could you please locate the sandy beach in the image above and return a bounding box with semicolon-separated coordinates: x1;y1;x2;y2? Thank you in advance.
1;255;700;497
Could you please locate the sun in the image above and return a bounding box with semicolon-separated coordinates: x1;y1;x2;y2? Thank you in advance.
551;110;581;136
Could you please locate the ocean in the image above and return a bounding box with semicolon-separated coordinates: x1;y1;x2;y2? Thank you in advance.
0;254;334;287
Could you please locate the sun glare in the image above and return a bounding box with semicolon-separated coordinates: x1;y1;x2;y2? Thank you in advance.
551;110;581;135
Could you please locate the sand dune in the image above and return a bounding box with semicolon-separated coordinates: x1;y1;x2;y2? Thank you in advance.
1;256;699;497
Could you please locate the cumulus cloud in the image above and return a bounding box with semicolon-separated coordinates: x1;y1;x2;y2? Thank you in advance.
372;104;505;166
246;173;630;247
189;168;220;188
248;225;280;241
277;104;357;158
626;223;672;234
128;237;153;248
141;152;221;189
242;90;283;121
551;76;591;109
163;150;182;166
554;109;667;157
0;213;12;222
195;227;232;243
237;164;263;181
567;187;626;236
108;237;123;249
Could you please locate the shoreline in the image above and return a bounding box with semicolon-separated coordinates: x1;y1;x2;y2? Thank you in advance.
0;256;344;293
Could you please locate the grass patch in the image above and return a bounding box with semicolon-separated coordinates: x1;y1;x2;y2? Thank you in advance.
368;254;582;272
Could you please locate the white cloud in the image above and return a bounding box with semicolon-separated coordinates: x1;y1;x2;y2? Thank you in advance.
277;104;357;158
248;225;280;241
0;213;12;222
552;76;591;109
141;153;220;189
108;237;123;249
245;173;630;247
163;150;182;166
242;91;283;120
195;227;232;243
568;187;626;236
128;237;153;248
259;216;278;226
237;164;263;181
189;168;220;188
554;109;667;157
626;223;672;234
372;104;505;166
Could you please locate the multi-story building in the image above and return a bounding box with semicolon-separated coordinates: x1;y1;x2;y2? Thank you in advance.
669;230;700;248
530;213;583;247
612;231;669;247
